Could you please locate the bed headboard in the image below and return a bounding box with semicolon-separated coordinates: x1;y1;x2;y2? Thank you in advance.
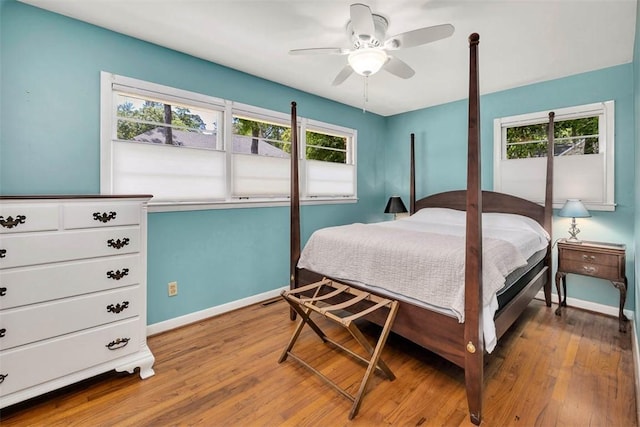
414;190;546;227
411;112;555;235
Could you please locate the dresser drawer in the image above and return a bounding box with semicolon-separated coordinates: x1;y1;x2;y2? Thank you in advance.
0;227;140;269
63;202;141;229
0;205;59;234
0;286;140;350
561;260;619;281
0;317;141;397
0;255;141;309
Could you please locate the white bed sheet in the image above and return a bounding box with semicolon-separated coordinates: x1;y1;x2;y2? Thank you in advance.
297;208;549;353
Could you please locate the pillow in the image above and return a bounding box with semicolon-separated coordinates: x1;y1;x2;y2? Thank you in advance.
407;208;466;225
483;212;550;240
409;208;550;240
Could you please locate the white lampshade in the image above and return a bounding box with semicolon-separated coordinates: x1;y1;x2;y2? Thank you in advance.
348;48;388;76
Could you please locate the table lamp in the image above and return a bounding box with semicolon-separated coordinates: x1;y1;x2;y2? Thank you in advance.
558;199;590;242
384;196;407;220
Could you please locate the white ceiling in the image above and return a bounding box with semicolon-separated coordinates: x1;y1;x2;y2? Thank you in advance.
20;0;637;116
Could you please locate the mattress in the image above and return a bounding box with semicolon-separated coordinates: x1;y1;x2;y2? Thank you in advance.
297;208;550;352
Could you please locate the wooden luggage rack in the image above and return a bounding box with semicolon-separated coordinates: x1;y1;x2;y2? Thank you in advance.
278;278;399;419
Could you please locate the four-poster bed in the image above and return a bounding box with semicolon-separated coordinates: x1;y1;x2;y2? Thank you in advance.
287;33;555;425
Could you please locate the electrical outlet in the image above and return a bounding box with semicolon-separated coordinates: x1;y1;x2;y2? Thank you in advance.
168;281;178;297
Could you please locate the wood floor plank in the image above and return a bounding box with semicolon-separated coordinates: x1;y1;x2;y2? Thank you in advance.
1;299;636;426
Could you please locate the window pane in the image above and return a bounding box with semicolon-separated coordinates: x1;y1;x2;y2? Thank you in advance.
116;93;221;150
305;131;347;164
505;116;599;159
232;116;290;158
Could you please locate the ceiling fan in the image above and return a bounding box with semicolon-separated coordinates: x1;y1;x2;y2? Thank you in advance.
289;3;455;86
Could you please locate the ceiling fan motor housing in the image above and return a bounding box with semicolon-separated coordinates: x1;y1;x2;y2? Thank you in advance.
347;14;388;48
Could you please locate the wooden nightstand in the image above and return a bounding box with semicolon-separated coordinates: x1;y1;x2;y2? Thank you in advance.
555;238;628;332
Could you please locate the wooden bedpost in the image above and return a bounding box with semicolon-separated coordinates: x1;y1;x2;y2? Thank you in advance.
464;32;483;426
410;133;416;215
543;112;555;306
290;101;300;320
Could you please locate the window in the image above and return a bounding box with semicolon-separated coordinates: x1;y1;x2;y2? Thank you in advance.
493;101;614;211
231;111;291;197
303;123;356;197
100;72;357;208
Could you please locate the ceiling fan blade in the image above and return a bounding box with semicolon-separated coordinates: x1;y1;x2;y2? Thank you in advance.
289;47;349;55
383;56;415;79
350;3;375;43
384;23;455;50
332;65;354;86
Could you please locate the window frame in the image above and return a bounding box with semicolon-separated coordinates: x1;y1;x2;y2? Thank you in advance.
100;72;358;211
493;101;615;211
300;118;357;199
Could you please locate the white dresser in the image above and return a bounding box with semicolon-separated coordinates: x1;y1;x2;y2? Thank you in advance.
0;195;155;408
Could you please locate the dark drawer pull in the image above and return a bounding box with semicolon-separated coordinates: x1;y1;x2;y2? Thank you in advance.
107;301;130;314
0;328;5;338
0;215;26;229
93;211;117;223
107;238;130;250
0;373;7;384
0;249;5;259
0;287;6;296
106;337;130;350
106;268;130;280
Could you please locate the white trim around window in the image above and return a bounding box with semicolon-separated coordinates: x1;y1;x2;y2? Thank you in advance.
493;101;615;211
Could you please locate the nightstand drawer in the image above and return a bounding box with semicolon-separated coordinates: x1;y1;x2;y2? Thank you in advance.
561;260;619;281
561;250;619;267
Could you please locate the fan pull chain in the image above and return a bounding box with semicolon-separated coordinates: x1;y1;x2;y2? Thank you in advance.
362;76;368;113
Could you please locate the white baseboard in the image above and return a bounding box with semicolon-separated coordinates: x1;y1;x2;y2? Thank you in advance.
146;286;288;336
150;288;631;336
535;291;634;320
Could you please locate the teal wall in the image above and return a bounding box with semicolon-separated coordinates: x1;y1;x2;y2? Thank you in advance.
634;0;640;339
0;1;387;324
1;0;638;325
386;64;637;311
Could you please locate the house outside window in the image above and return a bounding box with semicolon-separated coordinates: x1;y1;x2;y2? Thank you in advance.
493;101;614;211
100;72;357;210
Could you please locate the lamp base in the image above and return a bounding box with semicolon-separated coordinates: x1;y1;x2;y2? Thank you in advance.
567;218;581;242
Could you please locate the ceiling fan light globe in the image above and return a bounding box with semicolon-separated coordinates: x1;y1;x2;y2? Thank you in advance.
348;48;388;76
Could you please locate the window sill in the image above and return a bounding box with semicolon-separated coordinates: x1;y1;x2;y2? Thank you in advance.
148;197;358;213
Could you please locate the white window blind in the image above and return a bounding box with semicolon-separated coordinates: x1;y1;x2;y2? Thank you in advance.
306;161;355;197
232;154;290;197
112;141;226;202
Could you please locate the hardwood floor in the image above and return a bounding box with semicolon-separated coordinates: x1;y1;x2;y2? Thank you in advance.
1;298;636;426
